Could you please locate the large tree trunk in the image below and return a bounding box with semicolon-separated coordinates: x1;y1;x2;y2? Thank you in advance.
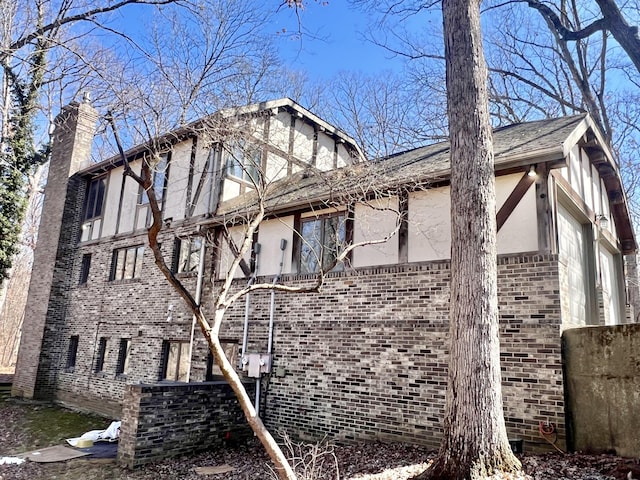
415;0;522;478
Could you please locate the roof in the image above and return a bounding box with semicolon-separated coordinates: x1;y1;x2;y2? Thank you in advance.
78;98;365;177
215;115;587;215
209;114;636;254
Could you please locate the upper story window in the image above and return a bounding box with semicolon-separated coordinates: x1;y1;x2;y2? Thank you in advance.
83;176;106;221
140;154;169;207
110;245;144;281
226;141;262;184
299;213;347;273
174;237;202;273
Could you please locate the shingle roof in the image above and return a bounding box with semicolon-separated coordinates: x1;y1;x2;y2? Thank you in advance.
216;114;587;217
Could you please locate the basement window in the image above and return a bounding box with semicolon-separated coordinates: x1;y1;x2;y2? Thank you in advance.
160;341;190;382
65;335;79;372
115;338;131;377
205;341;239;380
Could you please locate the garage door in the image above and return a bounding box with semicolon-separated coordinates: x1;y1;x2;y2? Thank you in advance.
557;205;588;326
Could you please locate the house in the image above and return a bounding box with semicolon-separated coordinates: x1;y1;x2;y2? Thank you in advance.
12;97;637;454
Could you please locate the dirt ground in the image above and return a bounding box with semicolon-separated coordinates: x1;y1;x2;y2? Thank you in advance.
1;399;639;480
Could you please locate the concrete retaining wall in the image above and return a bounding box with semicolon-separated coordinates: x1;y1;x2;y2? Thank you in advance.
563;324;640;457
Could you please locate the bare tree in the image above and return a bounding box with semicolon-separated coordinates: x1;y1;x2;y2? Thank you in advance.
0;0;185;283
522;0;640;77
413;0;522;477
107;107;403;479
316;71;447;159
0;162;45;370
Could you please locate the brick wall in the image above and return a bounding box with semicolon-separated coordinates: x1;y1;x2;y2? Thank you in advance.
118;380;254;468
214;254;565;452
35;228;565;454
52;228;201;416
12;101;98;399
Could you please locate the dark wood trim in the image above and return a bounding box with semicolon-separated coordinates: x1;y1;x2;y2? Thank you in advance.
288;115;295;176
185;137;198;218
291;213;302;273
311;126;318;167
189;148;211;218
398;190;409;264
536;164;554;254
345;203;355;266
222;229;251;276
496;171;536;232
115;173;126;235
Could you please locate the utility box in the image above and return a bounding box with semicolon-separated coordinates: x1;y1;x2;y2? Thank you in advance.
242;353;272;378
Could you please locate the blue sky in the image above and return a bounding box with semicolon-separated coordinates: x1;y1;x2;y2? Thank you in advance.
273;2;406;78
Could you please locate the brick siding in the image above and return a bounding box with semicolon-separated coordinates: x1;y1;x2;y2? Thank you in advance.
211;254;565;452
12;102;98;399
19;187;565;454
118;380;254;468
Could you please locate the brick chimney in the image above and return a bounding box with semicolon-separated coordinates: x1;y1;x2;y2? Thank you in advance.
12;99;98;399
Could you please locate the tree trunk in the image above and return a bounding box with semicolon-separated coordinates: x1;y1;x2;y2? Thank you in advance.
414;0;521;477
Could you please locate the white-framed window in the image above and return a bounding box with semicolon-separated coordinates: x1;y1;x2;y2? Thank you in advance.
299;213;347;273
110;245;144;281
226;141;262;184
175;237;202;273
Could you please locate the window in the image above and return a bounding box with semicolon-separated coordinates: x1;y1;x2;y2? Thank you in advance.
174;237;202;273
160;341;190;382
140;154;169;207
299;213;346;273
116;338;131;376
83;176;107;221
109;245;144;281
66;335;79;372
226;141;262;184
79;254;91;284
94;337;108;373
205;341;238;380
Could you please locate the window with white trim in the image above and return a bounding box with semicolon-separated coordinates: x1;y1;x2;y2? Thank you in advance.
109;245;144;281
299;213;346;273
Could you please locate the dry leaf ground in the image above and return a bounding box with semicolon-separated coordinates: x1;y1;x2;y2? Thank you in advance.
1;399;638;480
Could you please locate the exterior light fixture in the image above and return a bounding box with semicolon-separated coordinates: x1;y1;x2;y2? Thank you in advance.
596;214;609;230
527;165;537;177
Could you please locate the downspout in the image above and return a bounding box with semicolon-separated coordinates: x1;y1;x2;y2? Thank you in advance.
268;239;288;355
186;237;207;382
257;239;287;417
187;144;219;381
241;244;261;367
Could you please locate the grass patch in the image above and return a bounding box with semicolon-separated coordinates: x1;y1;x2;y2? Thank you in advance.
24;405;110;449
